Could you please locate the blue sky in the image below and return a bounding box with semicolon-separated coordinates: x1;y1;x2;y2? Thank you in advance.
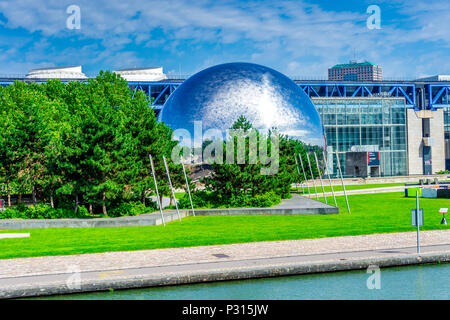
0;0;449;79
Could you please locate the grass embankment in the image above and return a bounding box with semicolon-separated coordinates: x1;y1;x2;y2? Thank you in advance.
0;192;448;260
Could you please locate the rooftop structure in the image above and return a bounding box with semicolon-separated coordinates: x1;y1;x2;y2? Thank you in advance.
328;60;382;81
112;67;168;82
415;75;450;82
25;66;87;79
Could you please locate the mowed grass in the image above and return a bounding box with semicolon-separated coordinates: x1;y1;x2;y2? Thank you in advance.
0;192;449;260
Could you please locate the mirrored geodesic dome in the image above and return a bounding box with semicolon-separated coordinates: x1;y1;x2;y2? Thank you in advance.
159;62;325;149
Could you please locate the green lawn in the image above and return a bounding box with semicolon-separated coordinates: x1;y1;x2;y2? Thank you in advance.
0;192;448;260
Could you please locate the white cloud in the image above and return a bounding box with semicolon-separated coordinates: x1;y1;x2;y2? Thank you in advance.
0;0;448;76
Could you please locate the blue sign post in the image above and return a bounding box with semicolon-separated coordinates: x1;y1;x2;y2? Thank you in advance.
367;152;380;166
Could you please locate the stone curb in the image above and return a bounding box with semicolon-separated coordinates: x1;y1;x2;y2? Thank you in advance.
2;251;448;299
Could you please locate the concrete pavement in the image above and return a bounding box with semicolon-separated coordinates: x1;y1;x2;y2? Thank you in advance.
0;230;449;299
302;185;414;198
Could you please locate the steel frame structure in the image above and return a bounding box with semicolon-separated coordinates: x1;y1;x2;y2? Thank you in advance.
127;81;181;109
295;81;416;109
2;77;450;111
125;80;417;110
427;83;450;110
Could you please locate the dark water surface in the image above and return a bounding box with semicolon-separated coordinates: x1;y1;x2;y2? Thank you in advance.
36;263;449;300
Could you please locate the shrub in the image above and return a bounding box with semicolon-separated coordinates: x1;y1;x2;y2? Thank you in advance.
108;201;149;217
0;200;159;219
0;204;90;219
177;191;217;209
249;191;281;207
177;191;281;209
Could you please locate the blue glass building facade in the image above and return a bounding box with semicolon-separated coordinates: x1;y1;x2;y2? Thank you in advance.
313;98;408;177
444;106;450;169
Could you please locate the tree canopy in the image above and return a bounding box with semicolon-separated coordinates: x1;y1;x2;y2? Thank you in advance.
201;116;320;207
0;72;182;216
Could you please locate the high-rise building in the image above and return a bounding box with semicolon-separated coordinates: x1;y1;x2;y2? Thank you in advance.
328;60;382;81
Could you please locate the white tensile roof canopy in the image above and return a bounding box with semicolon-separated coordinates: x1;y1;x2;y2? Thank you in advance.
25;66;88;79
113;67;168;82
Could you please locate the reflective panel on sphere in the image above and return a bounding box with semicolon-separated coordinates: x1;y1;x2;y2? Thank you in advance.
159;62;325;148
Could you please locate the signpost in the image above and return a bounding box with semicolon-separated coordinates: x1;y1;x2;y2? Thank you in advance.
412;190;422;253
367;151;380;166
440;208;448;225
411;209;423;227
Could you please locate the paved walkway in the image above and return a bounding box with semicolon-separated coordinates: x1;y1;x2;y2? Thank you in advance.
302;185;415;198
1;230;449;298
274;194;334;208
0;230;448;279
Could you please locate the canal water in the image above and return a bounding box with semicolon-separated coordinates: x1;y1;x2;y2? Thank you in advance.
38;263;449;300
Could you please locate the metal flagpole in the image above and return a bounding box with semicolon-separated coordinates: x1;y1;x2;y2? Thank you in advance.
292;156;299;193
182;162;195;217
416;190;421;254
163;155;181;221
336;153;351;214
306;153;319;200
314;152;327;204
148;154;165;226
298;154;311;196
294;156;305;194
322;150;337;207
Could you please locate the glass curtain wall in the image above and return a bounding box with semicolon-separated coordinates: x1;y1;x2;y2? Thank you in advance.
313;98;408;177
444;107;450;170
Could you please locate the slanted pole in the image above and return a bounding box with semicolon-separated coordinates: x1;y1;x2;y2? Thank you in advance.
298;153;311;196
336;153;351;214
306;153;319;200
294;156;305;194
148;154;165;226
314;152;327;204
292;156;299;193
182;162;195;217
322;150;337;207
163;155;181;221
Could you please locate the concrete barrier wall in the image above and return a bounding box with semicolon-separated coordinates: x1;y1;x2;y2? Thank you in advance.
0;206;338;230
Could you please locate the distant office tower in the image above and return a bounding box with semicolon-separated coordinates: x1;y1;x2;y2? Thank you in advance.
328;60;382;81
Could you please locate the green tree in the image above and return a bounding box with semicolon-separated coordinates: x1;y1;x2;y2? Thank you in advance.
0;73;184;217
204;116;315;204
0;85;19;206
0;82;60;206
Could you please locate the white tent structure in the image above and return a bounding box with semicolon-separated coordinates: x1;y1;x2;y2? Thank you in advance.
25;66;88;79
113;67;168;82
415;75;450;82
